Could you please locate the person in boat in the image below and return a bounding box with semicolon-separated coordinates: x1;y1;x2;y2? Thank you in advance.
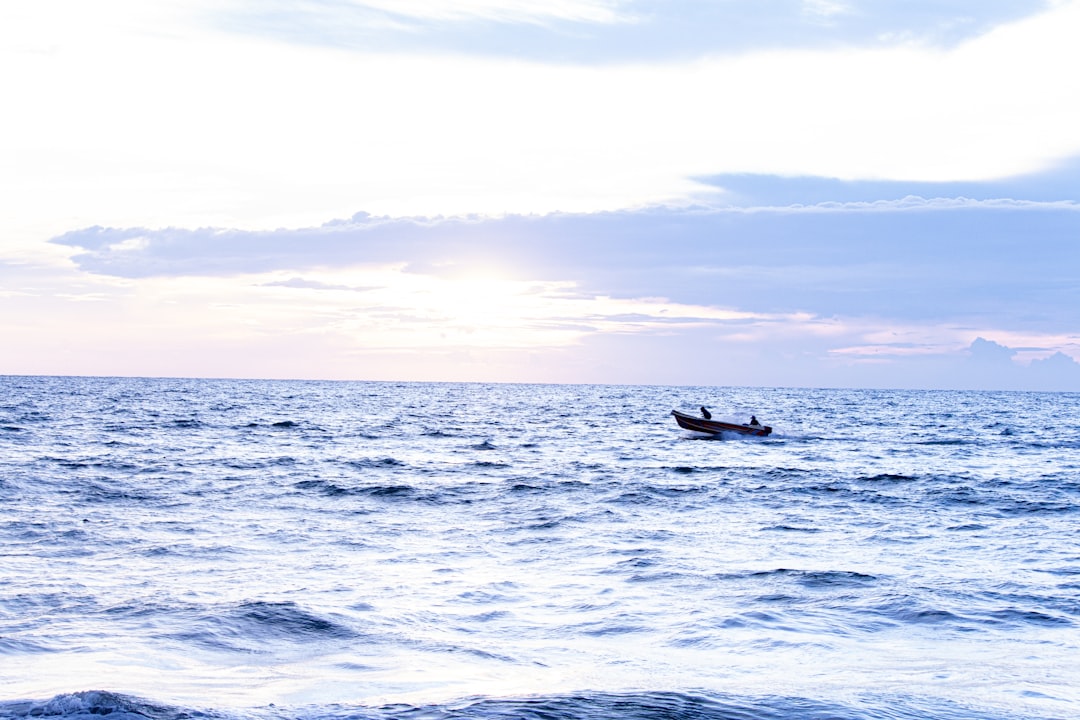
700;406;712;420
749;415;760;426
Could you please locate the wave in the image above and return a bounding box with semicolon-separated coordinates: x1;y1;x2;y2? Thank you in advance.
166;600;360;654
345;457;407;470
293;478;418;499
5;379;1079;720
0;692;196;720
859;473;917;483
745;568;879;588
0;690;1043;720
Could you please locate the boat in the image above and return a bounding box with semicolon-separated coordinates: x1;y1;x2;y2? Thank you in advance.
671;409;772;436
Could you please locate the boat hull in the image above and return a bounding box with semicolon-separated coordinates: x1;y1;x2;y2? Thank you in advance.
671;410;772;436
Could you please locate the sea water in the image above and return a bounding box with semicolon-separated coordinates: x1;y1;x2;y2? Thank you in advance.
1;376;1078;719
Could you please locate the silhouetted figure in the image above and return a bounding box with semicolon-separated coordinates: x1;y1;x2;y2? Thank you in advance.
700;406;712;420
749;415;760;426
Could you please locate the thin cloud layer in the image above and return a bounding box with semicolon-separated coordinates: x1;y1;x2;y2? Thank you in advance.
5;0;1080;229
42;195;1080;389
52;199;1080;333
219;0;1054;61
699;158;1080;206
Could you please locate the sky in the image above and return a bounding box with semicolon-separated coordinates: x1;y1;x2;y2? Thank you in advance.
2;0;1080;390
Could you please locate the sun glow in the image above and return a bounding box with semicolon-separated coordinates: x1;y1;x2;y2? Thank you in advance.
97;264;777;359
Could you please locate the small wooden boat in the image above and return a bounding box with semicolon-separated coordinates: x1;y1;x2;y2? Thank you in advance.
671;409;772;436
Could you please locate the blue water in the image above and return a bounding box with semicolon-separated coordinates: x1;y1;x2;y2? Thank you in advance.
2;376;1079;720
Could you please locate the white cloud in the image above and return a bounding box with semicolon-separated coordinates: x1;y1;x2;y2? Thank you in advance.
323;0;629;25
4;0;1080;235
802;0;850;20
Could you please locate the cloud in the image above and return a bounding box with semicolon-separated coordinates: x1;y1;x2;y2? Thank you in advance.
34;193;1080;389
1030;351;1080;379
51;198;1080;335
6;1;1080;230
968;336;1018;363
215;0;1055;61
950;337;1080;390
802;0;850;19
324;0;627;25
13;219;1080;387
698;158;1080;206
260;277;381;292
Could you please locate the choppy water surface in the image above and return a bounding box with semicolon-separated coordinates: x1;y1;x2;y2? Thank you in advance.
1;376;1079;720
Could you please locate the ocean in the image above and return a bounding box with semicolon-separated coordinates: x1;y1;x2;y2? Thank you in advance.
1;376;1078;720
